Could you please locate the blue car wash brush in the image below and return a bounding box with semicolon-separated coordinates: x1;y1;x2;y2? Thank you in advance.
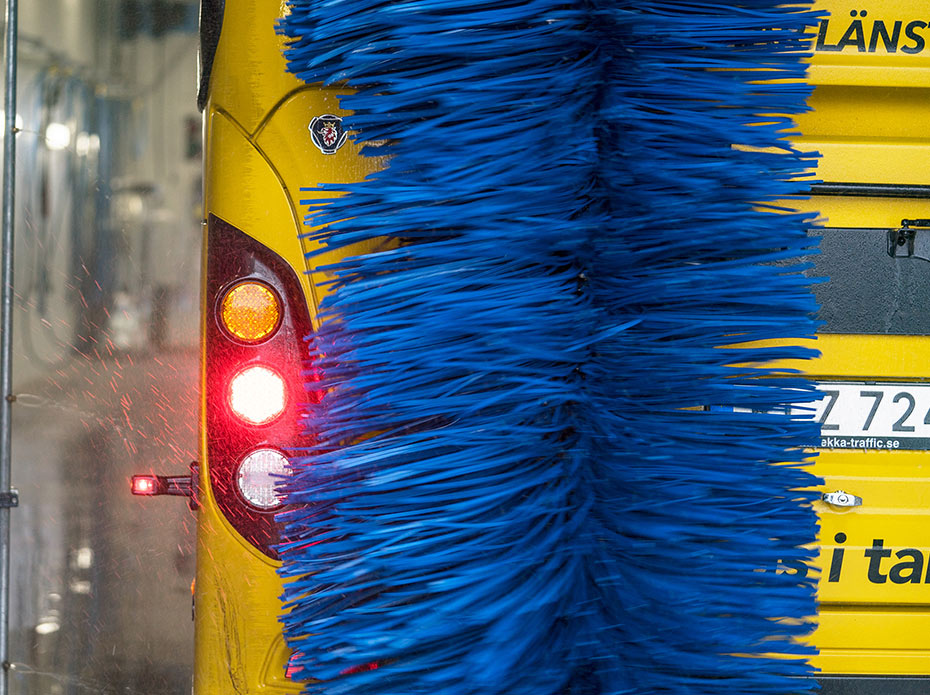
276;1;823;693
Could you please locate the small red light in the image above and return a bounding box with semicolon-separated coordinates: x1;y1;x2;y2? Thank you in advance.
340;662;380;675
131;475;157;495
285;650;305;680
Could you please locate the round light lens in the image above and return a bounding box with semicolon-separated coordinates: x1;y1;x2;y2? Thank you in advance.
237;449;288;509
229;365;286;425
221;281;281;343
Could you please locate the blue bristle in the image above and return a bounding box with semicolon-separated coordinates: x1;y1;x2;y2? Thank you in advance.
277;1;823;694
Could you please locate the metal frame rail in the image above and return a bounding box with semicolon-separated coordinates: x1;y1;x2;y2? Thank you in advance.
0;1;17;693
810;182;930;199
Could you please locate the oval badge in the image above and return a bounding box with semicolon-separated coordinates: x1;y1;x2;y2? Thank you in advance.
309;114;347;155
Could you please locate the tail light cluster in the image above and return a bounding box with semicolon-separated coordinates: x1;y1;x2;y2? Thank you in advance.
205;215;316;558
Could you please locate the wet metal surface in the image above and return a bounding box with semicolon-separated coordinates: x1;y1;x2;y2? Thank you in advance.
8;347;197;694
4;3;203;691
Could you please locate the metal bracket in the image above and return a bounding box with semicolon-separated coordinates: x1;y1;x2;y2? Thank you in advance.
188;461;200;511
822;490;862;508
0;491;18;509
887;219;930;262
130;461;199;512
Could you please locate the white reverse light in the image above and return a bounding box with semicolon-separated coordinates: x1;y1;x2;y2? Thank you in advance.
236;448;288;509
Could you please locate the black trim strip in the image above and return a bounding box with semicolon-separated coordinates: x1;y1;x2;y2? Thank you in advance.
812;227;889;233
817;675;930;695
811;182;930;199
197;0;225;112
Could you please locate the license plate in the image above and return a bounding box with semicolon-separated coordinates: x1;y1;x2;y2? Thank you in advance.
810;383;930;450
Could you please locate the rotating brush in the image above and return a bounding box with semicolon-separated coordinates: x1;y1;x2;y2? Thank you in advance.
276;2;824;694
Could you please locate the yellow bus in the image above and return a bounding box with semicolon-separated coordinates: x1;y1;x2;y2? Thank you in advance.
130;0;930;692
192;0;386;690
134;0;378;690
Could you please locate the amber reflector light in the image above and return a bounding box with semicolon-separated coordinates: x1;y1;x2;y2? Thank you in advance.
221;281;281;343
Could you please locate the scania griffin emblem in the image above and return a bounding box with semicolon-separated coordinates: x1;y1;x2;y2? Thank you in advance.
309;114;347;155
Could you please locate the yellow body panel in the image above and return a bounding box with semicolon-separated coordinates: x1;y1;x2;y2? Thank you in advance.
798;66;930;188
809;443;930;676
786;1;930;677
194;483;295;692
254;90;388;316
196;1;379;693
768;335;930;379
208;0;306;135
807;0;930;87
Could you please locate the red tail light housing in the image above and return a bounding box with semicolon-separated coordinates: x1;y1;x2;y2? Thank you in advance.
205;215;315;558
